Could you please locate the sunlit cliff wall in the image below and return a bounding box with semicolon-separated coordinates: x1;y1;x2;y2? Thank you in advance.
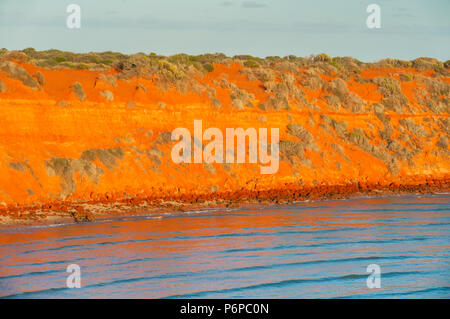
0;51;448;207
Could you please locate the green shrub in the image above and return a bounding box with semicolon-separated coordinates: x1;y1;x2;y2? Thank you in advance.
203;63;214;72
329;58;339;68
244;60;260;68
412;57;444;71
54;56;66;63
399;73;413;81
314;53;331;63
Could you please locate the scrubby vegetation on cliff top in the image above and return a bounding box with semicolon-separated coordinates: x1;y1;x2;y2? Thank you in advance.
4;48;447;116
1;48;448;75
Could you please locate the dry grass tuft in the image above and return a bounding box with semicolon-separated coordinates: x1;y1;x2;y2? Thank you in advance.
71;82;86;101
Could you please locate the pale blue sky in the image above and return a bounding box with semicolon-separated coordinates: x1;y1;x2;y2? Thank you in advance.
0;0;449;61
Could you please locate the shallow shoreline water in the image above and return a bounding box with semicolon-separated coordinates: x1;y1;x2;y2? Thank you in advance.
1;179;448;227
0;193;449;298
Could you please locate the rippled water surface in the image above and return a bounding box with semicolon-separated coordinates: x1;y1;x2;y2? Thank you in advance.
0;194;449;298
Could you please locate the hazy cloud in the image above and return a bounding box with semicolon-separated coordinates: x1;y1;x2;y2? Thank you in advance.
220;1;234;7
391;7;416;19
241;1;267;9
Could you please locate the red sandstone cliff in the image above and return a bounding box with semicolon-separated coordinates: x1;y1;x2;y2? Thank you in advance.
0;51;448;224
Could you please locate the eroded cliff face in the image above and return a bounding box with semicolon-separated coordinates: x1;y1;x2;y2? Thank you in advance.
0;52;448;216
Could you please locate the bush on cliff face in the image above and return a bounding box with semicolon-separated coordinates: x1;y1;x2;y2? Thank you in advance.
0;61;39;89
45;148;123;199
438;118;450;134
412;57;445;73
399;73;413;82
419;76;450;97
388;140;414;162
319;114;400;174
325;94;340;108
81;148;124;169
231;98;244;110
331;144;350;162
399;118;429;139
326;78;365;112
45;157;104;198
0;80;6;93
328;78;349;99
379;127;393;143
280;73;309;106
374;107;394;142
33;71;45;86
229;83;254;109
300;69;325;91
252;68;276;82
348;128;399;175
436;134;448;150
1;50;28;63
279;140;305;160
71;82;86;101
372;103;385;114
260;80;290;111
100;90;114;102
211;98;221;108
270;93;290;111
373;77;402;96
373;77;408;112
421;98;447;114
286;124;318;151
95;73;117;88
257;72;310;111
320;115;348;138
414;75;450;114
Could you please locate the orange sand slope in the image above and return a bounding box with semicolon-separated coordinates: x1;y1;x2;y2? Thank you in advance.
0;52;448;210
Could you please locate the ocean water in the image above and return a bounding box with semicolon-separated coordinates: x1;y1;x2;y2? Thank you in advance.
0;194;449;299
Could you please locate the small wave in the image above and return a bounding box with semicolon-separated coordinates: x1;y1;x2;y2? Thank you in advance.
1;286;68;299
337;285;450;299
227;255;415;273
0;268;60;280
162;270;418;299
